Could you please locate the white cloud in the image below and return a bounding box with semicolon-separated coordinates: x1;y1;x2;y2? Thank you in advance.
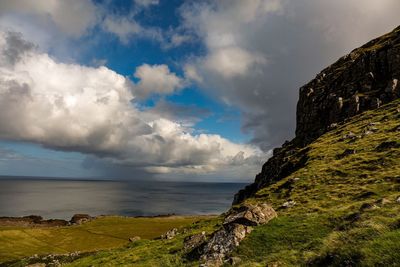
102;16;142;44
134;0;159;8
180;0;400;150
0;0;98;37
204;47;266;78
0;0;168;52
133;64;184;98
0;30;264;179
184;64;203;83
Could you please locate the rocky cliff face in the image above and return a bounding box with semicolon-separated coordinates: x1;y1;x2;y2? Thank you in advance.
234;25;400;204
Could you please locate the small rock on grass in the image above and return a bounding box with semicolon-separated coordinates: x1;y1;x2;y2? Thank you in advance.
161;228;179;239
281;200;296;209
129;236;141;242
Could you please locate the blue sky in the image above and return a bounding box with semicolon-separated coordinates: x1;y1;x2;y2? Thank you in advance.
0;0;399;181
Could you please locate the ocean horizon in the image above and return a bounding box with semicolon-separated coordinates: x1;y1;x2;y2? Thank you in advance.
0;177;247;220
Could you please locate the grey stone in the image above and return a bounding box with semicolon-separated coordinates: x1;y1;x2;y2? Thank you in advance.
201;223;252;266
198;203;277;266
129;236;141;242
224;203;277;226
70;214;92;225
161;228;178;240
281;200;296;209
183;232;207;252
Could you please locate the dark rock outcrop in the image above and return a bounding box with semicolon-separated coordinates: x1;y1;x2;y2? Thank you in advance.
296;26;400;145
195;203;277;266
0;215;68;227
234;142;309;204
234;25;400;204
70;214;92;225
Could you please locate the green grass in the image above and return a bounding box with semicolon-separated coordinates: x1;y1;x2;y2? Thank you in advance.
232;99;400;266
231;214;333;266
64;217;221;267
4;99;400;266
0;215;213;264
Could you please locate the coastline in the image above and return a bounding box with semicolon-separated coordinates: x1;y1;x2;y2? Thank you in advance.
0;213;218;228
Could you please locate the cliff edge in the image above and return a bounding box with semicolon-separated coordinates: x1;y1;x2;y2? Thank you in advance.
234;25;400;204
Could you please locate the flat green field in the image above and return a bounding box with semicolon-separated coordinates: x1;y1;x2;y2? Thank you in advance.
0;215;212;264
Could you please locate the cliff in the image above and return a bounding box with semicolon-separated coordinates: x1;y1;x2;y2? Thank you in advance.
234;25;400;204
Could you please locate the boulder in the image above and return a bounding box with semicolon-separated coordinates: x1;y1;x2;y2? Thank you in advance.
281;200;296;209
161;228;178;240
129;236;141;242
199;203;277;266
201;223;252;266
70;214;92;225
184;232;207;252
224;203;277;226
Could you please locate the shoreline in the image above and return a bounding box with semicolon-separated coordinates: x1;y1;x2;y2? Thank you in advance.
0;213;218;228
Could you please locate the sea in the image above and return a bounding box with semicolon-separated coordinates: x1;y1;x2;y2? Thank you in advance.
0;178;247;220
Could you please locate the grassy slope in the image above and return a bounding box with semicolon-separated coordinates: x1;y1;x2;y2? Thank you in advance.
63;100;400;267
65;217;221;267
5;100;400;266
0;216;212;264
233;99;400;266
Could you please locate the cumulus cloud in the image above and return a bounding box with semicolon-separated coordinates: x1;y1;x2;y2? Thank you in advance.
204;47;266;78
0;30;264;179
180;0;400;150
134;0;159;8
0;0;98;37
147;100;211;127
0;0;169;52
101;13;163;45
102;16;143;44
133;64;184;98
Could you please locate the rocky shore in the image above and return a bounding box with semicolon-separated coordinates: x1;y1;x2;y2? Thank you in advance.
0;214;93;227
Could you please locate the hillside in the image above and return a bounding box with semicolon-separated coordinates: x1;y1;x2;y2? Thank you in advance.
234;25;400;204
0;216;214;266
46;99;400;266
233;98;400;266
4;26;400;267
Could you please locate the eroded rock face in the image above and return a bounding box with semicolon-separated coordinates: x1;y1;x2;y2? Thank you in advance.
224;203;277;226
198;203;277;266
234;25;400;205
234;142;309;204
201;223;252;266
184;232;207;252
296;26;400;145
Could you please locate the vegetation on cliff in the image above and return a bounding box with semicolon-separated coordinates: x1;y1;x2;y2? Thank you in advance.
3;25;400;267
4;98;400;267
233;98;400;266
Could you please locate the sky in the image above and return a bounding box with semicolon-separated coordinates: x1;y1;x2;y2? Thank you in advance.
0;0;399;182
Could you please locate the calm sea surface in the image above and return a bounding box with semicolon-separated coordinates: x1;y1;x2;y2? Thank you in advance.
0;178;247;220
